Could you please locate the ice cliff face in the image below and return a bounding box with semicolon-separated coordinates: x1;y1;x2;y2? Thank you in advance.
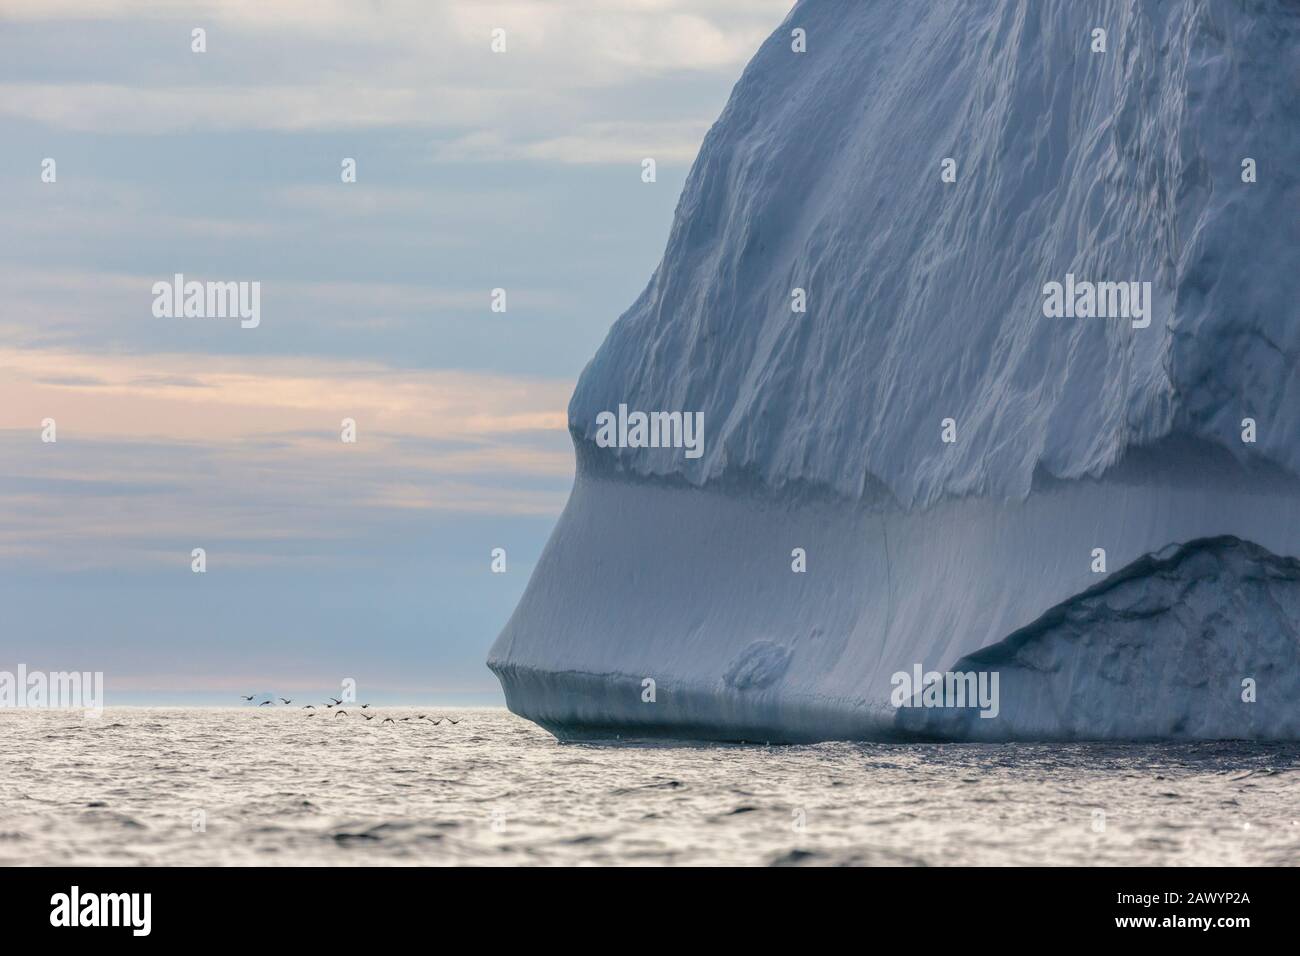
489;0;1300;742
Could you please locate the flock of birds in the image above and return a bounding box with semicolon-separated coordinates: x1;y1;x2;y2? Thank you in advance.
239;695;462;726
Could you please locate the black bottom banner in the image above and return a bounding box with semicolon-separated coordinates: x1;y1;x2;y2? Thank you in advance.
0;866;1287;942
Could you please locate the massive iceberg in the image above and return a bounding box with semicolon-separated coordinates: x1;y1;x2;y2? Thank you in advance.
489;0;1300;741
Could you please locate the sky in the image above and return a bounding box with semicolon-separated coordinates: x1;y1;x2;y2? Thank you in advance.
0;0;794;704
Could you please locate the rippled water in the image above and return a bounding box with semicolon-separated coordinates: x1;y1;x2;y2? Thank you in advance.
1;708;1297;865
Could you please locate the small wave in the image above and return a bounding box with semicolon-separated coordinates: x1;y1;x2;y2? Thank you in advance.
768;848;822;867
80;809;145;829
611;780;683;795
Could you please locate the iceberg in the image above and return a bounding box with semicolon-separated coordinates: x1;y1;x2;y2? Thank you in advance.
488;0;1300;741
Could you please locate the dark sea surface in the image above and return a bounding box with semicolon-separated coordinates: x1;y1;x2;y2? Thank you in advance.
1;708;1296;866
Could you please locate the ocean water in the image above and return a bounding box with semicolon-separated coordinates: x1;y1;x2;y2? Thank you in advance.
0;707;1296;866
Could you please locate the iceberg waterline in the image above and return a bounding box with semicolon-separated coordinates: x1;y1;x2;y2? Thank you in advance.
489;0;1300;741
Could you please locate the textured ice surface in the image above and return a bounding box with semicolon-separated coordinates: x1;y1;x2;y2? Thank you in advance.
569;0;1299;505
490;0;1300;741
897;537;1300;741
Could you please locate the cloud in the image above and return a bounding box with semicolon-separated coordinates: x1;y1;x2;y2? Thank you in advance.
435;119;713;165
0;264;575;358
0;0;793;162
0;346;575;568
0;346;572;442
0;82;492;134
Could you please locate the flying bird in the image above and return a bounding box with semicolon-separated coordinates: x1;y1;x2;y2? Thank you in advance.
360;704;370;709
434;716;462;725
381;718;395;725
361;713;375;721
334;710;349;717
240;695;255;701
279;698;292;705
258;700;273;706
329;698;343;705
302;705;315;709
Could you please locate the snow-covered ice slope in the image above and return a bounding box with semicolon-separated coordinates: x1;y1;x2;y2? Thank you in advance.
489;0;1300;741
